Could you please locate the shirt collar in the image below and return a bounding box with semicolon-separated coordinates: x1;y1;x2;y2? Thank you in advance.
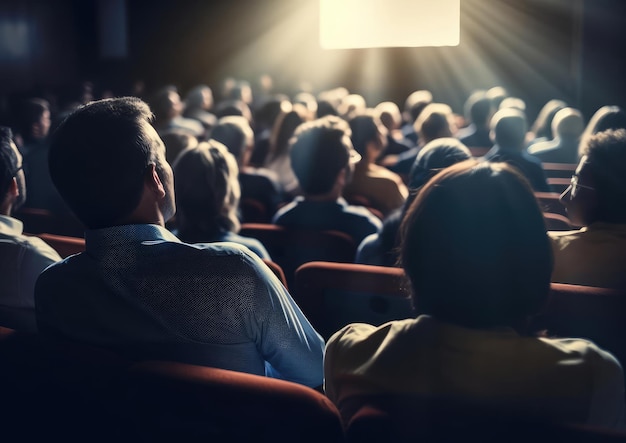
0;214;24;236
85;223;181;252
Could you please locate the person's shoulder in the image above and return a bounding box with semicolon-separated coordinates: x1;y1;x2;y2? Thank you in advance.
327;318;416;352
342;204;383;227
541;336;623;370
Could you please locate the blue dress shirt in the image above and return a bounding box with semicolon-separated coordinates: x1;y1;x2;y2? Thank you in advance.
35;224;324;387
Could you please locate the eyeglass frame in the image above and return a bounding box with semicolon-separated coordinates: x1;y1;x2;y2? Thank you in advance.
569;174;595;198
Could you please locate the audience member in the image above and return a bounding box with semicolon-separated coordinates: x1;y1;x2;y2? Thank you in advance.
249;96;290;167
343;110;408;216
455;90;494;148
325;160;625;429
550;129;626;290
150;87;205;139
264;103;309;196
209;116;283;219
356;138;472;266
528;107;584;163
374;101;413;161
173;140;270;259
160;130;198;165
389;103;457;175
527;99;567;145
272;115;381;244
182;84;217;131
36;97;324;387
0;126;60;309
14;98;68;214
484;108;551;192
401;89;433;145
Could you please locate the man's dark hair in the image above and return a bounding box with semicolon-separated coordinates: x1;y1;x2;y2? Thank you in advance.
0;126;19;196
582;128;626;222
49;97;158;229
349;111;381;157
290;116;352;195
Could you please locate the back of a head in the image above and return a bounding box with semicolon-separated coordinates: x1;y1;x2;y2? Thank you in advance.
149;86;180;123
464;91;492;127
17;98;50;139
290;115;357;196
400;161;552;329
173;140;240;237
408;138;472;190
184;84;213;110
375;101;402;131
268;104;308;161
486;86;508;109
209;116;253;161
530;99;567;140
349;110;385;157
214;99;253;124
0;126;19;197
552;108;584;141
581;128;626;223
49;97;156;229
404;90;433;124
414;103;454;145
160;130;199;165
491;108;527;150
499;97;526;113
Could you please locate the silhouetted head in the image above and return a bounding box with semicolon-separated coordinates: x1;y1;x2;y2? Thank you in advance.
414;103;455;145
209;116;254;165
551;108;584;141
463;91;493;128
530;99;567;141
49;97;175;229
17;98;51;141
267;103;309;163
0;126;26;212
403;90;433;124
290;116;360;196
349;110;387;161
400;160;552;329
491;108;527;151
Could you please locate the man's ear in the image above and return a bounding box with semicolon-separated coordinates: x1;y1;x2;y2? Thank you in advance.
146;163;166;199
8;177;18;198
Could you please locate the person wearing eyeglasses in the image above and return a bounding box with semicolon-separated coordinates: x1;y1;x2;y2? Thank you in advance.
0;126;60;314
550;128;626;290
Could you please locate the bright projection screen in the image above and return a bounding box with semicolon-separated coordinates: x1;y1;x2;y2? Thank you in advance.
319;0;460;49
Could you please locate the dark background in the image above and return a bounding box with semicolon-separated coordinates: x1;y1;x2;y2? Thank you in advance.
0;0;625;122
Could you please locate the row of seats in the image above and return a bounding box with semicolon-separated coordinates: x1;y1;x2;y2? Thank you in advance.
8;231;626;373
2;327;626;442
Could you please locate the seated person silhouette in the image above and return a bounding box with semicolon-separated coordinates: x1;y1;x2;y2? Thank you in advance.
172;140;271;259
0;126;60;310
325;160;625;428
484;108;551;192
456;90;494;148
35;97;324;387
272;115;382;245
527;107;584;164
550;128;626;290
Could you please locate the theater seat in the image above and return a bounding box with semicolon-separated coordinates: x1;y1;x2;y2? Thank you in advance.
532;283;626;372
240;223;357;287
294;261;413;339
36;232;86;258
128;360;344;443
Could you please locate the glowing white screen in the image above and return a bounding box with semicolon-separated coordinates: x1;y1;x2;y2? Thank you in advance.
320;0;460;49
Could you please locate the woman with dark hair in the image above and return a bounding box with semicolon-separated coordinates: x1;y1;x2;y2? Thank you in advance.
173;140;270;259
325;160;625;428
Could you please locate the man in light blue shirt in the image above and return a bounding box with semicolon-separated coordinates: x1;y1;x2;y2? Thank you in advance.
35;97;324;388
0;127;60;315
